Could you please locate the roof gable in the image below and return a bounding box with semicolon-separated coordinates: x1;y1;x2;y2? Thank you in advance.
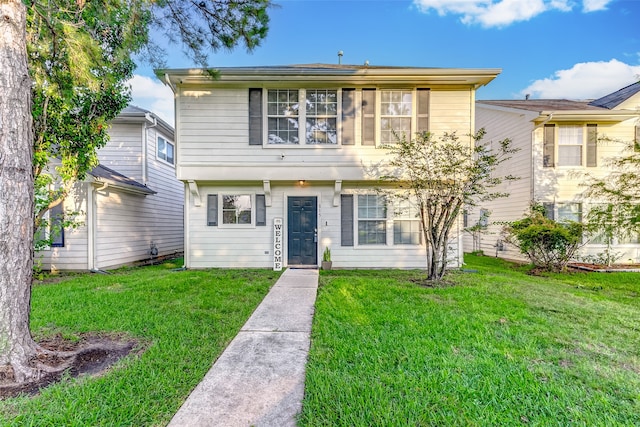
589;81;640;110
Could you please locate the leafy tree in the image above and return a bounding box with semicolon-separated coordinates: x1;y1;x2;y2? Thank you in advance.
582;140;640;258
1;0;271;383
503;204;585;272
380;130;518;281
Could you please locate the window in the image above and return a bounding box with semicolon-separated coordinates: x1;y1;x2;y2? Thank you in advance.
380;90;412;145
266;89;338;145
557;203;582;223
358;195;387;245
267;89;299;144
558;126;583;166
305;89;337;144
393;200;421;245
635;125;640;152
207;194;267;227
222;195;252;225
157;136;175;165
50;202;65;247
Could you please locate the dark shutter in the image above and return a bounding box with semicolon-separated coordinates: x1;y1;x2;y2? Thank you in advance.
340;194;354;246
635;125;640;152
361;89;376;146
586;124;597;167
249;88;262;145
543;202;554;220
543;124;555;167
50;202;64;247
207;194;218;226
341;89;355;145
256;194;266;226
417;88;430;133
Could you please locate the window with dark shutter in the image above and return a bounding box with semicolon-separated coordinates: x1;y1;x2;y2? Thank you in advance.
543;124;555;167
361;89;376;146
207;194;218;226
256;194;266;226
341;89;355;145
50;202;64;247
417;88;430;134
249;88;263;145
340;194;354;246
586;124;597;167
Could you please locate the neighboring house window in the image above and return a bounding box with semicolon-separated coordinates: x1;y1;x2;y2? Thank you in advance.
305;89;338;144
50;202;65;247
380;89;412;145
357;194;387;245
393;200;421;245
558;126;583;166
557;203;582;223
157;136;175;165
222;195;252;225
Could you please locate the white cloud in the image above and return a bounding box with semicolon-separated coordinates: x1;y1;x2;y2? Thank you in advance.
520;59;640;99
413;0;613;28
127;74;175;126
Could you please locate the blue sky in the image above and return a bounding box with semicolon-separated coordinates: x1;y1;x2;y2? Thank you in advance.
130;0;640;126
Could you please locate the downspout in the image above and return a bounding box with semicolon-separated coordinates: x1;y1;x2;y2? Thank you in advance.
88;181;108;271
143;113;158;186
531;113;553;201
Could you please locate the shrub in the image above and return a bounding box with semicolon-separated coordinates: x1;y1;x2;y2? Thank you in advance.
504;204;585;272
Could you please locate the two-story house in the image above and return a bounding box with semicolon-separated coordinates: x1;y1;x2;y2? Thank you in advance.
158;64;500;269
465;82;640;263
37;106;184;271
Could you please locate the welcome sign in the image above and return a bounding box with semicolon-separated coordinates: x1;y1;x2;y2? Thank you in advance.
273;217;283;271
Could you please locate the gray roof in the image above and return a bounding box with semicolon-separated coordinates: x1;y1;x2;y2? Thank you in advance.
115;105;174;137
477;99;604;112
588;81;640;109
89;164;156;195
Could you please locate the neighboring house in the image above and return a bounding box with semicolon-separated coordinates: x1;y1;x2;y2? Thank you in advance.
465;82;640;263
38;106;184;271
157;64;500;269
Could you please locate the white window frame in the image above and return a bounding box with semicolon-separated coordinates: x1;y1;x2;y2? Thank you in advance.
356;194;388;246
557;125;583;166
157;136;175;166
556;202;582;223
264;89;342;147
218;194;256;229
378;89;414;146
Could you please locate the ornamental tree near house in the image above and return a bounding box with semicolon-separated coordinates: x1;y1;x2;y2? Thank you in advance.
1;0;271;383
380;130;518;281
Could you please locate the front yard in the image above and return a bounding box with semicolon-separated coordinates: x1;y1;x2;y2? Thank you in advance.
299;254;640;425
1;255;638;425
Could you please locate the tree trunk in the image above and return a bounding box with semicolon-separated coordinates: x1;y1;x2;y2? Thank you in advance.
0;0;38;383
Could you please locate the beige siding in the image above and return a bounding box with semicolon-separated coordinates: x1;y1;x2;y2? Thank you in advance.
175;87;475;182
186;182;460;269
36;183;90;271
99;123;143;181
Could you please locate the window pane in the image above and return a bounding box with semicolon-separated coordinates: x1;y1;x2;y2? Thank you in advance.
222;195;252;225
358;220;386;245
267;90;300;144
557;203;581;222
306;118;337;144
394;220;420;245
558;126;583;166
166;142;174;164
558;146;582;166
305;90;337;145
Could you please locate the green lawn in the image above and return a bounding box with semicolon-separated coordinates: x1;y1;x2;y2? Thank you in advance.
0;260;280;426
299;254;640;426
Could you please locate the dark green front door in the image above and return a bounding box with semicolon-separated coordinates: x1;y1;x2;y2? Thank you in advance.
287;196;317;266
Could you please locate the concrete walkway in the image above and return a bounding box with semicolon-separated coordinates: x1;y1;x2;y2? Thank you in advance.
167;268;319;427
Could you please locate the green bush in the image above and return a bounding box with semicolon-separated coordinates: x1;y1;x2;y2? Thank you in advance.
504;204;585;272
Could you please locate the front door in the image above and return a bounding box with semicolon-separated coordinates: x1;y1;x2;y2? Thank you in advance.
287;196;317;266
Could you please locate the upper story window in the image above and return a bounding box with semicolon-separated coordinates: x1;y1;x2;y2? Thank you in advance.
250;88;429;147
157;136;175;165
267;89;338;145
543;124;597;168
380;90;412;145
